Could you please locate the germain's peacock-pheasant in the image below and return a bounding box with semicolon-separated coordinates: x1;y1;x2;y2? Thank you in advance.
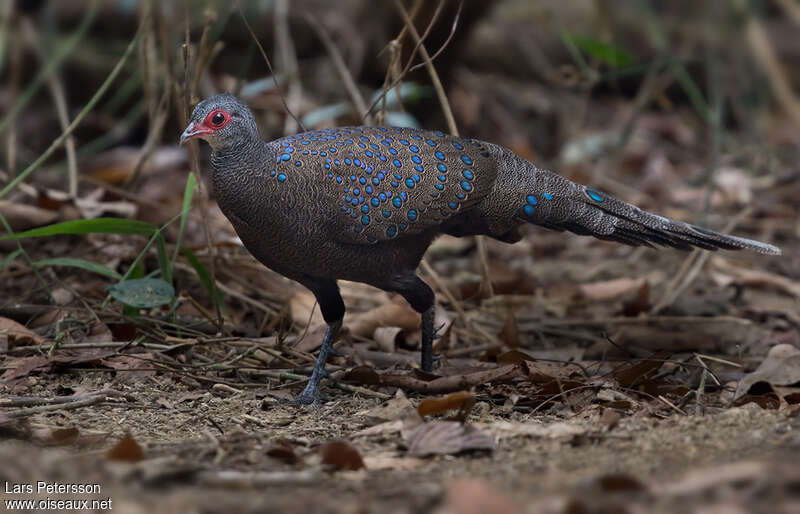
181;93;780;405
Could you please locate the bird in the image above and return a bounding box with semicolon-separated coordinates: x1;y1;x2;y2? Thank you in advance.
180;93;780;404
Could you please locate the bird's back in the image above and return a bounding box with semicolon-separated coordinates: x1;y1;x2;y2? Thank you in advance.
267;126;503;245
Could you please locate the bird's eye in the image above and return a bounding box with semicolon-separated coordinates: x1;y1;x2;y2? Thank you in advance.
211;112;225;126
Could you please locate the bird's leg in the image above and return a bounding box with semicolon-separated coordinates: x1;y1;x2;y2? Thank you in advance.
292;319;342;405
421;305;435;372
391;274;437;373
290;277;345;406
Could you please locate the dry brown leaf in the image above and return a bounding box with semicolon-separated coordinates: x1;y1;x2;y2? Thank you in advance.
0;201;59;231
735;344;800;400
30;427;80;446
346;302;420;338
405;421;496;457
361;389;419;424
621;280;650;316
496;350;536;365
266;438;298;464
579;277;647;302
711;257;800;298
0;316;46;349
362;454;426;471
1;356;52;383
481;420;588;440
373;326;404;352
600;408;621;431
319;440;365;470
289;290;325;330
611;351;671;388
434;478;519;514
498;309;519;349
418;391;476;420
106;433;144;462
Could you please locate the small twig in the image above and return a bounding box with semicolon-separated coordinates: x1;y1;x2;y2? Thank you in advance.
408;0;463;72
391;0;457;135
4;395;106;419
198;470;319;487
274;0;305;134
657;394;687;416
0;389;134;408
236;4;305;132
21;19;79;197
180;6;222;328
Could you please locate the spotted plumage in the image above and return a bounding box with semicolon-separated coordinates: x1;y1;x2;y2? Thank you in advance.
269;126;495;243
181;94;780;405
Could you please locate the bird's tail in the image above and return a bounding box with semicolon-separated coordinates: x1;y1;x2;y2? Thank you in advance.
516;168;780;255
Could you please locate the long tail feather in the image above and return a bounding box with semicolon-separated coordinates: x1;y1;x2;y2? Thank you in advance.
518;170;781;255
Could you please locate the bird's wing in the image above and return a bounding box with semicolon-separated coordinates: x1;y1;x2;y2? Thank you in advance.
271;126;498;244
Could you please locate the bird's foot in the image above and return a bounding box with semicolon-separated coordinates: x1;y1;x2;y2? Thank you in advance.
286;381;324;406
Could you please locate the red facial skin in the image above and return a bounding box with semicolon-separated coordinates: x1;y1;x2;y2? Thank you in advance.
180;109;231;144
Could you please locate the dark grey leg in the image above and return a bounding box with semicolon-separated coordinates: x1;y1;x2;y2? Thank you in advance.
290;277;345;406
390;274;437;373
292;319;342;405
421;306;435;372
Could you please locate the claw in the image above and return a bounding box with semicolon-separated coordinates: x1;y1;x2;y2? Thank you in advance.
284;381;324;406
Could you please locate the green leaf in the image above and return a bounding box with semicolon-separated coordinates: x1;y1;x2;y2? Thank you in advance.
108;278;175;309
567;35;632;68
1;217;157;240
32;257;122;280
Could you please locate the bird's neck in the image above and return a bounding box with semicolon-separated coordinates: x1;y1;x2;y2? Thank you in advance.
209;138;275;218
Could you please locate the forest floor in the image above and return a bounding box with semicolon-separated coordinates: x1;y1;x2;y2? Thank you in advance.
2;213;799;513
2;2;800;512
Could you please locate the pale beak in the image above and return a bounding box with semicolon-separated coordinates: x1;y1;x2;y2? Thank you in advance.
180;121;212;145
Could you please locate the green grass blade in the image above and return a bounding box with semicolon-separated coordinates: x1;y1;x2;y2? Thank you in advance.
0;0;99;136
181;247;227;316
0;248;23;272
155;234;172;285
0;23;141;201
33;257;122;280
170;172;197;267
568;35;632;68
1;218;158;240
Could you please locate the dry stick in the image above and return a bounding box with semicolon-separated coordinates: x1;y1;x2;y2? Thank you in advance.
776;0;800;24
180;1;222;328
657;394;687;416
407;0;463;73
0;389;134;408
304;13;372;125
392;0;494;298
746;11;800;127
274;0;303;135
4;7;20;178
4;395;106;419
21;20;79;197
367;0;447;123
173;262;279;316
236;6;305;133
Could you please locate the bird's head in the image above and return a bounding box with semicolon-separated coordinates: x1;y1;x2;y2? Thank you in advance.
180;93;260;151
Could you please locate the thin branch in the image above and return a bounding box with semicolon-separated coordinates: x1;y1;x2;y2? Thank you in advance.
236;4;306;132
304;13;373;124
